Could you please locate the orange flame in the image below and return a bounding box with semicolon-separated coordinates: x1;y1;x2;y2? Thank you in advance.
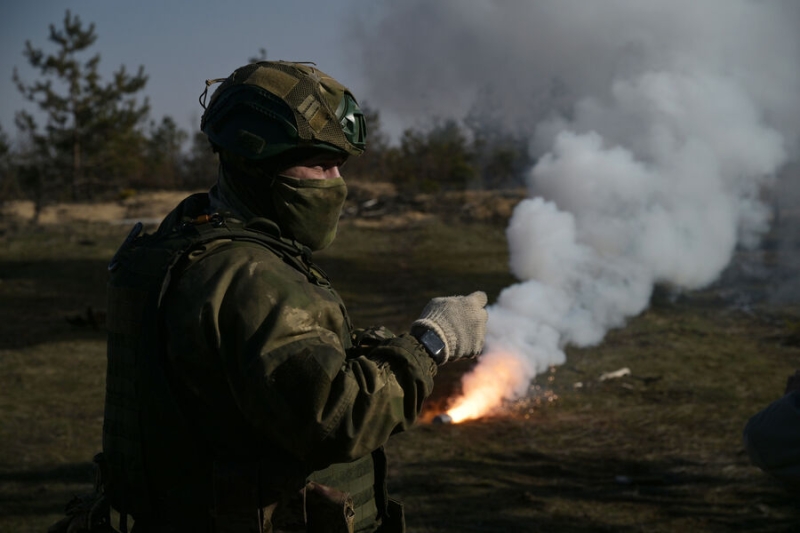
446;349;532;423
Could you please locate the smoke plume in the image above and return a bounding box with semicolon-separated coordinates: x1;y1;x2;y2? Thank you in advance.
352;0;800;417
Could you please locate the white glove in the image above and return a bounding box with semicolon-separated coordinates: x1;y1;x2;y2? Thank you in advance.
411;291;488;364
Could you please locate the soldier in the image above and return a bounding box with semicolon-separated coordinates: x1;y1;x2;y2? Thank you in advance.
101;61;488;532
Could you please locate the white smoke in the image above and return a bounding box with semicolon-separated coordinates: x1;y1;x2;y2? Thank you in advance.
488;69;786;377
351;0;799;410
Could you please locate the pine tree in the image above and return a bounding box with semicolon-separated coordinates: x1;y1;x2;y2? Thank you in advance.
143;116;188;189
395;120;477;192
0;123;18;202
182;131;219;190
13;10;149;201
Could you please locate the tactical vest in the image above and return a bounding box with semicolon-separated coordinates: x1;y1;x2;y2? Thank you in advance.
103;194;388;532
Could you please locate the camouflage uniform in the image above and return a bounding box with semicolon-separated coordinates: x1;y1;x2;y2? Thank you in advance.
103;176;435;531
99;61;487;533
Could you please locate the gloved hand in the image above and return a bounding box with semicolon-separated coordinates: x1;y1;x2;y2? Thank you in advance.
411;291;488;364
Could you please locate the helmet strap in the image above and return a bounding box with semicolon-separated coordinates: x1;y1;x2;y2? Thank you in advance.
198;77;227;110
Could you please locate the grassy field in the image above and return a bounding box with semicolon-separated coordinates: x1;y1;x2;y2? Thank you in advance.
0;210;798;532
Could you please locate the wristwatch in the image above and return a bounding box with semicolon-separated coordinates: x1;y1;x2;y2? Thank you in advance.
414;329;447;365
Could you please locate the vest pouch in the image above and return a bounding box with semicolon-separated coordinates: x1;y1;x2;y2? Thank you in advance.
304;481;355;533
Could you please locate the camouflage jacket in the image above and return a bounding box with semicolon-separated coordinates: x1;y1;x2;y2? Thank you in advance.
127;187;436;531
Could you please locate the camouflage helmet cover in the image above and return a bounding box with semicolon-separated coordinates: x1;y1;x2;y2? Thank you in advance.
201;61;367;160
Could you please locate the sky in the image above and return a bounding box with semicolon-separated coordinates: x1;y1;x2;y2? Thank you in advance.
1;0;375;145
4;1;797;153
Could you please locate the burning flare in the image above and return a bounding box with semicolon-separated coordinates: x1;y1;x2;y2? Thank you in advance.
446;349;532;423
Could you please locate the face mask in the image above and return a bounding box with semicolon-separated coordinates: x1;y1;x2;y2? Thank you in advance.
271;175;348;251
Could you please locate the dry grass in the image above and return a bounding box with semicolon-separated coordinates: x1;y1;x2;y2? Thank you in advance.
0;197;798;532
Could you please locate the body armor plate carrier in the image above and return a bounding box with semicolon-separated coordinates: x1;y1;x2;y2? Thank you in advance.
102;193;381;532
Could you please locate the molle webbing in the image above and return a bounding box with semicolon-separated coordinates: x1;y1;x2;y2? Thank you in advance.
103;211;355;523
104;220;223;520
308;452;380;533
182;214;335;292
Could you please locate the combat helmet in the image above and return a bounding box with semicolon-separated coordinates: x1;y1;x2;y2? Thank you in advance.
200;61;367;161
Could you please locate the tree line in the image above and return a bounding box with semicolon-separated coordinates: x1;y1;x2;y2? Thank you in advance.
1;11;532;217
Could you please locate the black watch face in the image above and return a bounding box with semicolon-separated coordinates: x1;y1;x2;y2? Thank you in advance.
420;329;445;357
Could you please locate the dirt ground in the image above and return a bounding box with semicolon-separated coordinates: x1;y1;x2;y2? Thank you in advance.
0;188;799;532
0;182;527;229
1;190;200;226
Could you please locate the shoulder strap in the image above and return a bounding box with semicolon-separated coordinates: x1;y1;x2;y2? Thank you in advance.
174;213;353;334
183;213;332;288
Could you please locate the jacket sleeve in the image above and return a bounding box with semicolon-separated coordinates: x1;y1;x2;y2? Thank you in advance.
162;243;437;469
743;390;800;488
